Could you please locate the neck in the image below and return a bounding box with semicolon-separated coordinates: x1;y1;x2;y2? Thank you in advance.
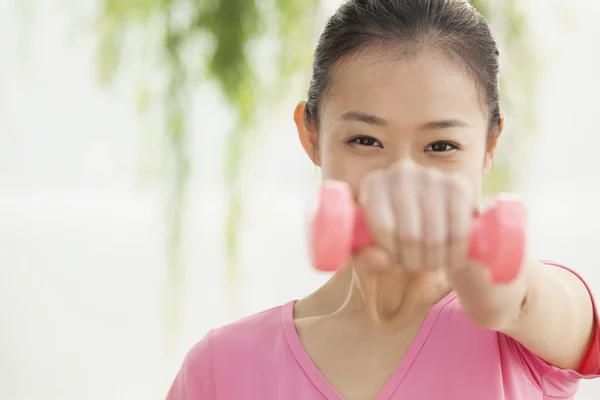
343;263;450;325
296;262;451;324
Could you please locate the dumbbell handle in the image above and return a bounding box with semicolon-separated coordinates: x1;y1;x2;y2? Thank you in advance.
348;202;525;283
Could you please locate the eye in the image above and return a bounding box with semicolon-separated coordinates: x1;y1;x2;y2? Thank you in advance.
347;136;383;148
425;141;460;153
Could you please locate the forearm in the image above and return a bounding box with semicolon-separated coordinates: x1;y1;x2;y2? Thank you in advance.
451;259;529;331
499;260;595;371
455;258;595;371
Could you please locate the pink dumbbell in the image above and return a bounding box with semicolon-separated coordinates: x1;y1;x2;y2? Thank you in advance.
308;180;527;284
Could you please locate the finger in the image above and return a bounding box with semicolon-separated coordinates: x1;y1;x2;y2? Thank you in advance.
390;161;422;270
358;170;396;265
446;174;474;275
421;168;447;270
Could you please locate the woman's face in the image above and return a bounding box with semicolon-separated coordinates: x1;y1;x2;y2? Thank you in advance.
296;48;500;202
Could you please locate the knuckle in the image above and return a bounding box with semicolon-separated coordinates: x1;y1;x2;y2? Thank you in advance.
446;174;471;198
360;170;378;193
425;166;444;183
376;221;396;240
398;158;417;171
422;169;445;196
425;233;445;246
423;216;446;242
397;233;420;247
359;170;384;204
449;240;470;258
391;159;418;181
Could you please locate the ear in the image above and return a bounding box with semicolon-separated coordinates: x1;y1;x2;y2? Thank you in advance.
294;101;321;167
484;110;504;173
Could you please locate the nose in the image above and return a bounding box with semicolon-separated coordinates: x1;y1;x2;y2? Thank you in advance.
385;142;416;168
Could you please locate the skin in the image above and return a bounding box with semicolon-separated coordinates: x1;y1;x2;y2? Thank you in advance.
292;48;595;399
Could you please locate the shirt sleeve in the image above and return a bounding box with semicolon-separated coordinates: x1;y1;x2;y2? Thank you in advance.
166;330;217;400
503;262;600;398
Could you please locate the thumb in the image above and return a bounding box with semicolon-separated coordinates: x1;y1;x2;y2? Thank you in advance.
445;260;491;298
351;246;392;273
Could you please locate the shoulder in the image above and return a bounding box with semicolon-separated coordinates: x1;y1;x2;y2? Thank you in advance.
166;303;290;399
210;303;288;350
191;302;288;358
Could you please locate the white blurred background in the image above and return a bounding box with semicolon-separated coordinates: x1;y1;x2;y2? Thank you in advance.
0;0;599;399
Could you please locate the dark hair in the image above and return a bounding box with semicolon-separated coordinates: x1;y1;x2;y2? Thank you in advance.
305;0;501;138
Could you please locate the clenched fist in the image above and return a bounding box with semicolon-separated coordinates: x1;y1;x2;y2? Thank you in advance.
351;159;528;328
354;159;480;277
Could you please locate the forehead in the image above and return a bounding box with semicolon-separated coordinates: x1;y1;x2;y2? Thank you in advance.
322;48;486;128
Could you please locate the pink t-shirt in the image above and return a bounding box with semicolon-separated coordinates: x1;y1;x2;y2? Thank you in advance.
167;263;600;399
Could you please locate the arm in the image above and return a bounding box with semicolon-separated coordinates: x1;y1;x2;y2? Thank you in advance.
500;260;597;372
451;258;599;373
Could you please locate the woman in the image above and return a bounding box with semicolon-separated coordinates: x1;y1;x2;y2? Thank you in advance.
167;1;600;399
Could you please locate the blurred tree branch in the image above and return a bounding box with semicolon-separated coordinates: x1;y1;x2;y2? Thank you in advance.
94;0;538;339
96;0;318;339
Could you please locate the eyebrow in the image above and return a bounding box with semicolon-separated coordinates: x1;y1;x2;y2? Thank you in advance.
341;111;387;125
340;111;469;130
420;119;469;130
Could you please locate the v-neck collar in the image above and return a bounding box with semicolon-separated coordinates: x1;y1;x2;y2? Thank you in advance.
282;291;457;400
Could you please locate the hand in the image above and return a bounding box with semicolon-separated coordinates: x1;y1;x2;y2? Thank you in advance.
354;159;477;275
353;159;527;328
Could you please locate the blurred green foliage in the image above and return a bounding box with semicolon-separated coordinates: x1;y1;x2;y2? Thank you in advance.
471;0;539;196
95;0;537;333
96;0;318;333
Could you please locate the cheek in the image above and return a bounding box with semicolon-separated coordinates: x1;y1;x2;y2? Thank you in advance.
442;141;487;202
470;170;484;203
319;140;354;178
318;136;367;195
467;148;488;202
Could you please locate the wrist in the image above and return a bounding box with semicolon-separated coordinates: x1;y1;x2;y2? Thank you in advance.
455;261;531;331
